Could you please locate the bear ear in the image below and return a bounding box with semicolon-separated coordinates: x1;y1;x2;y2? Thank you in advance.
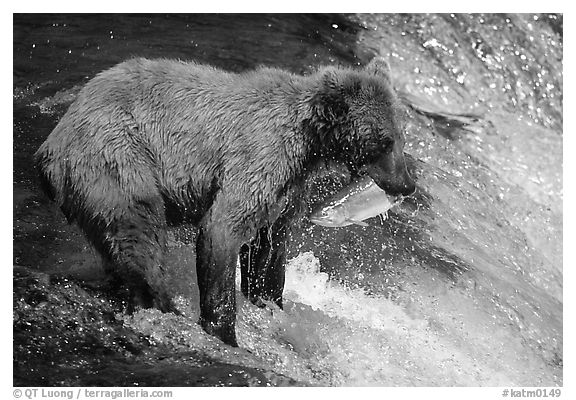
365;57;392;84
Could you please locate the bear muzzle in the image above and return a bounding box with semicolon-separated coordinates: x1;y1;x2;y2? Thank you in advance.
363;156;416;198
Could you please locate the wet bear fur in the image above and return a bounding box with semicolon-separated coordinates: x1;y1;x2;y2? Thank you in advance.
35;57;415;346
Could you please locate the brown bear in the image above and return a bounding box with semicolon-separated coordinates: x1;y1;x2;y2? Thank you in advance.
35;57;415;347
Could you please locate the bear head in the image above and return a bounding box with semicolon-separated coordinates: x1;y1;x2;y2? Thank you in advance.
312;57;416;197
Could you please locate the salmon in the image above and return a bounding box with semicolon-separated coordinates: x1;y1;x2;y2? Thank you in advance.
310;176;401;228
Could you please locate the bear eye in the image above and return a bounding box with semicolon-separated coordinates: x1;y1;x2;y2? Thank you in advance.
382;138;394;154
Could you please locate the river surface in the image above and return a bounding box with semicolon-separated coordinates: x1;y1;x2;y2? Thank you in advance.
13;14;562;386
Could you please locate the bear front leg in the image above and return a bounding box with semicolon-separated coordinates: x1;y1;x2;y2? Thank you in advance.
239;227;271;307
239;219;287;309
263;220;287;308
196;222;239;347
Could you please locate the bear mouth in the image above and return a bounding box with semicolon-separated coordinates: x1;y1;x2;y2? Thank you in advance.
367;170;416;198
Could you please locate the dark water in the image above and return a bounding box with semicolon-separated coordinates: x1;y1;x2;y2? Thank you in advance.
13;14;562;386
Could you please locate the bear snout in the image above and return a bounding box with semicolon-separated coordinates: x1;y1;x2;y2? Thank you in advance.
373;174;416;197
364;158;416;197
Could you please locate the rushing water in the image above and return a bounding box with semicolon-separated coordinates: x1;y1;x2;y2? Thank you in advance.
13;14;562;386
